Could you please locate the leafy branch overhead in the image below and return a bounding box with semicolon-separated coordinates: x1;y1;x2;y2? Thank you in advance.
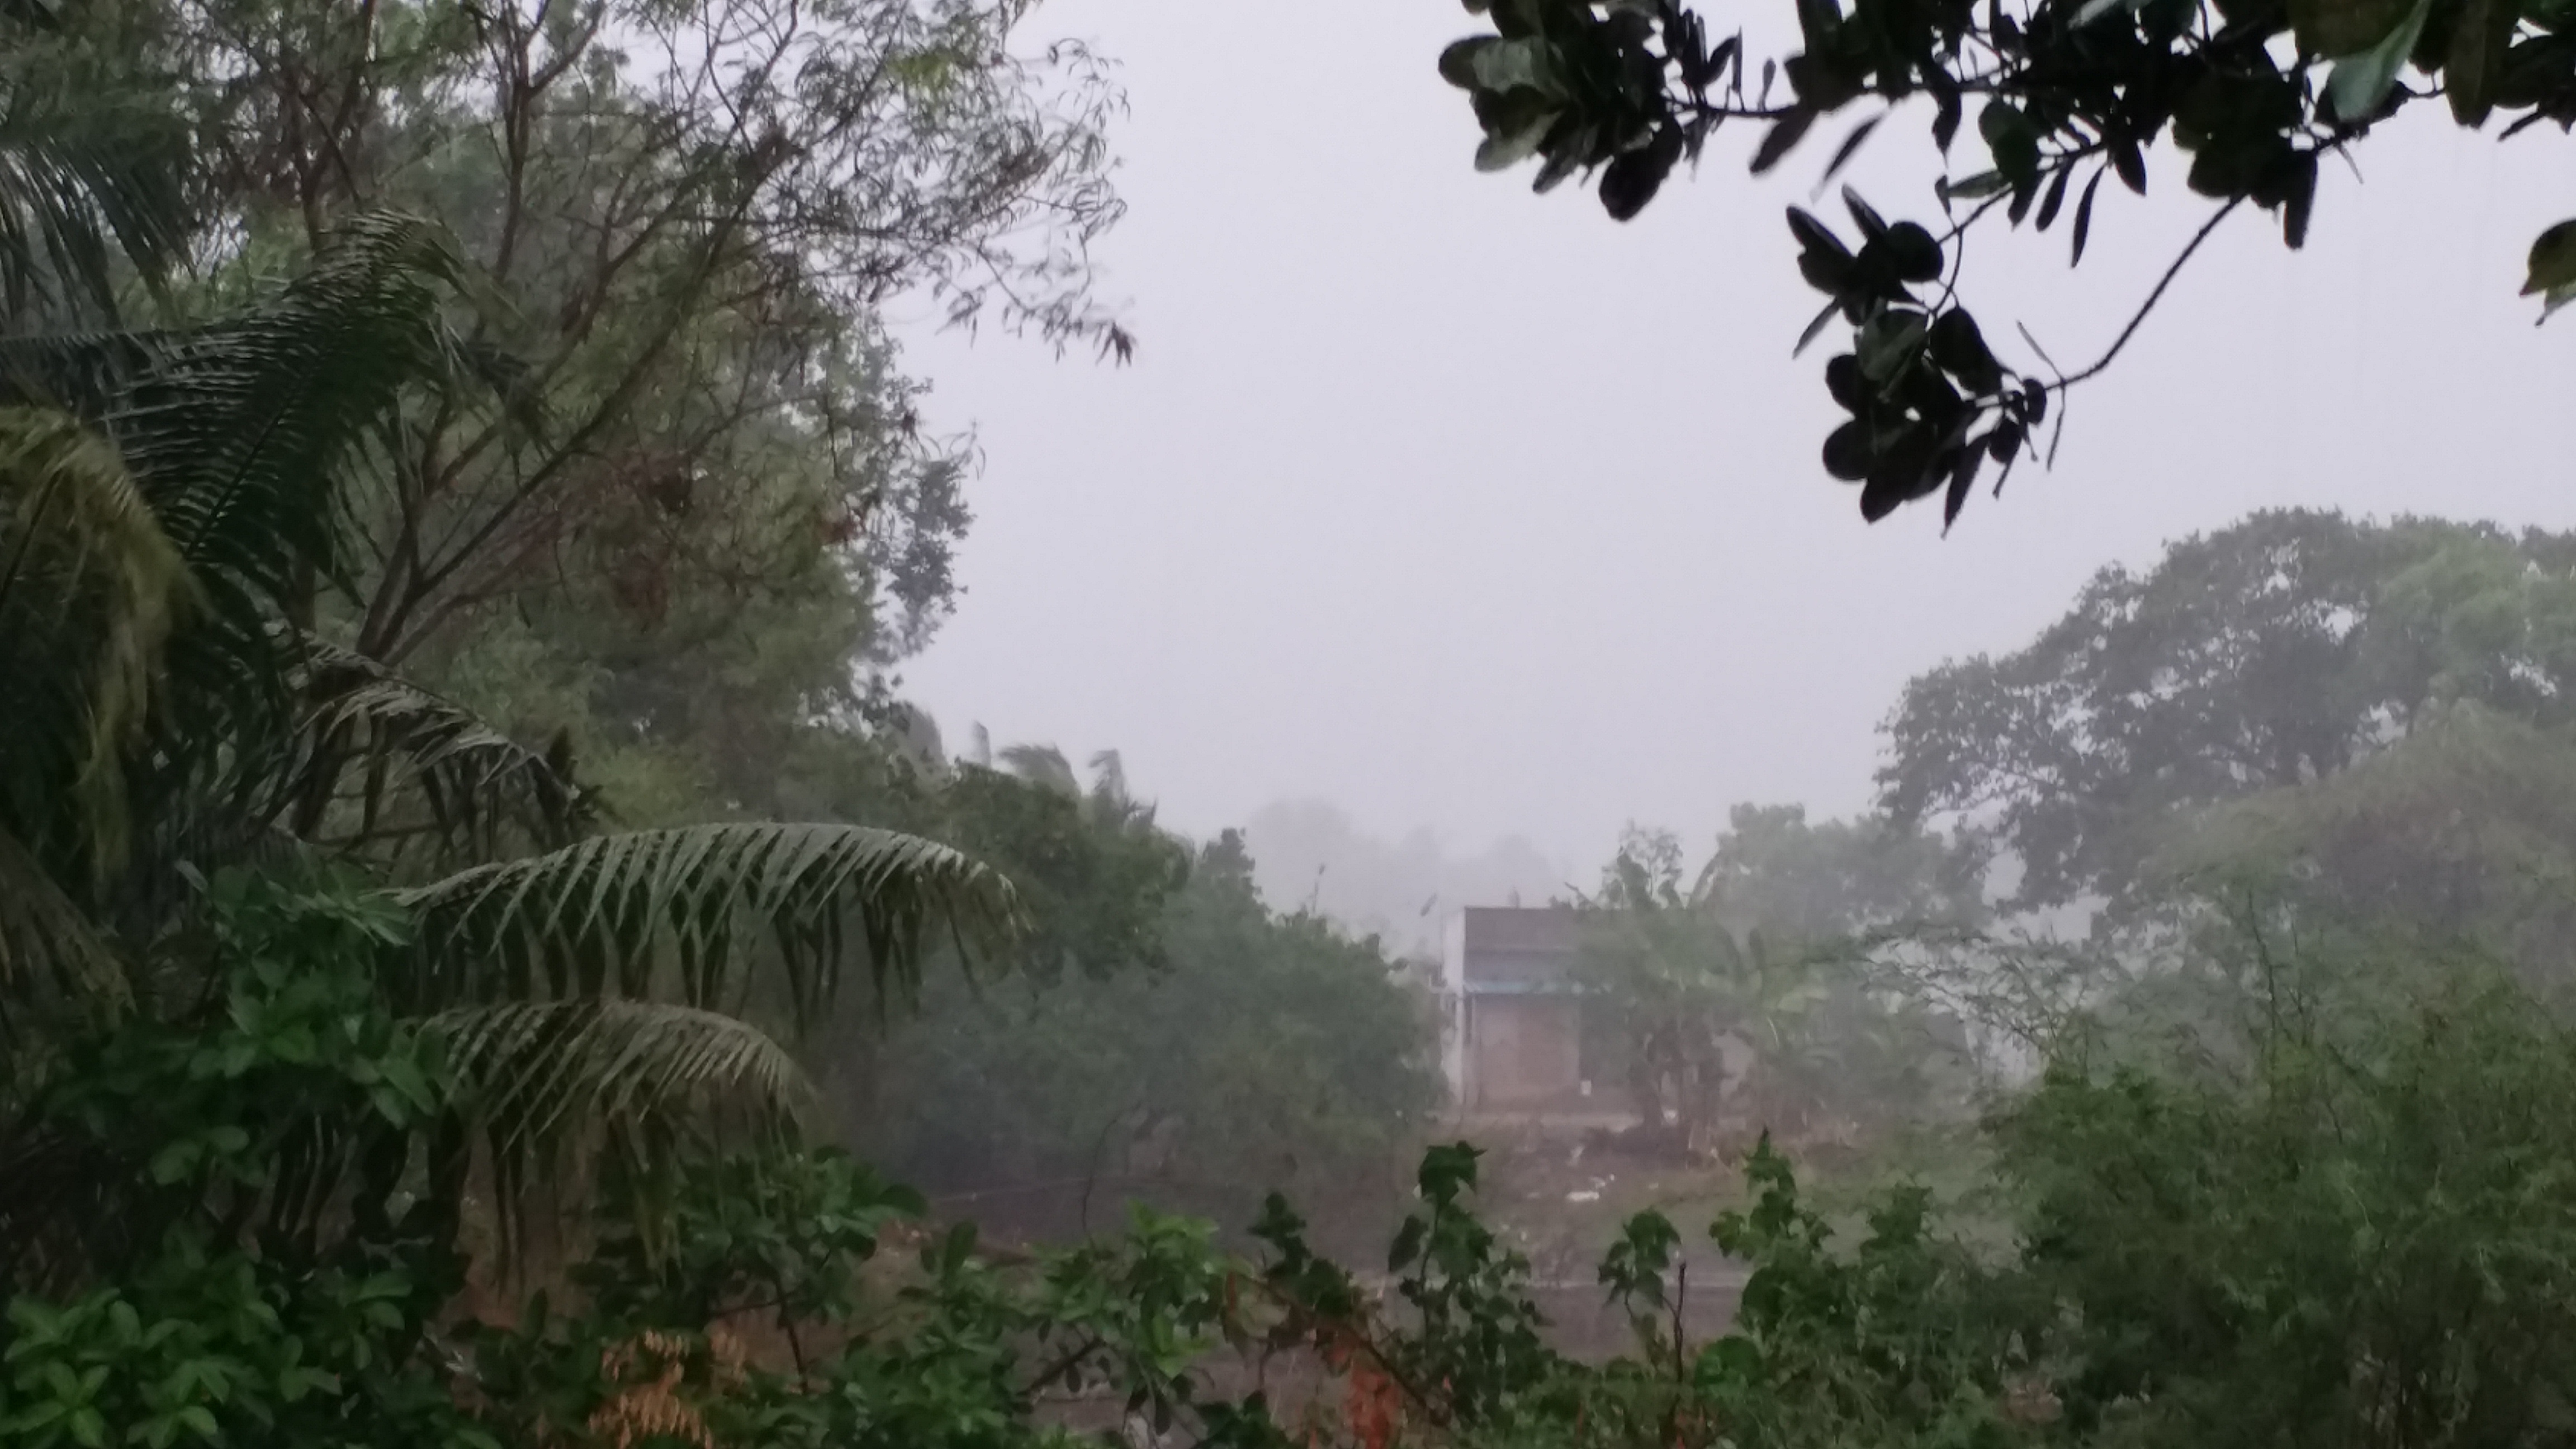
1439;0;2576;527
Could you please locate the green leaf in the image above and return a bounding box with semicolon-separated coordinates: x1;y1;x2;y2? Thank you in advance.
1940;170;2010;200
2325;0;2433;120
2293;0;2418;56
1859;311;1929;382
1474;107;1557;173
1438;36;1499;88
2522;219;2576;296
2447;0;2518;123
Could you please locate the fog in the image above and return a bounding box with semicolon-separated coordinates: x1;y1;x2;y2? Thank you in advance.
897;0;2576;884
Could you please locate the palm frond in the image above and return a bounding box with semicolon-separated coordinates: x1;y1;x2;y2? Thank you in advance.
288;639;592;864
997;742;1079;795
0;328;173;416
0;406;187;880
0;37;191;321
393;823;1024;1024
121;210;475;613
426;1000;814;1165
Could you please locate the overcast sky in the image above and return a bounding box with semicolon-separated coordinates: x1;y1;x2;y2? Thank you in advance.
894;0;2576;879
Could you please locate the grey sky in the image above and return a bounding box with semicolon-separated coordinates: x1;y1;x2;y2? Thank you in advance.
896;0;2575;878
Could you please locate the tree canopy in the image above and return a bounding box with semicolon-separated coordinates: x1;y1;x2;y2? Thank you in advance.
1435;0;2576;527
1879;508;2576;915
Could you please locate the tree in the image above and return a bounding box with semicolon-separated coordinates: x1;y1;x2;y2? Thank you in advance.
858;823;1440;1248
1575;812;1979;1154
0;212;1020;1252
2143;700;2576;991
0;0;192;323
1433;0;2576;527
89;0;1130;843
1879;508;2576;917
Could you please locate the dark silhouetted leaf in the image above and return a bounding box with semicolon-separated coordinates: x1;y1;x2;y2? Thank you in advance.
2035;166;2073;229
2283;151;2319;248
1795;298;1841;355
1707;34;1742;90
1750;108;1817;174
1859;309;1929;381
1933;88;1964;153
1941;170;2010;200
1600;127;1683;220
1787;206;1852;259
1887;222;1943;281
2112;140;2147;193
1824;420;1874;480
2450;0;2515;123
1843;186;1890;240
1825;353;1867;410
1928;307;1995;380
1800;248;1856;292
1942;444;1985;530
2071;167;2105;264
1824;116;1886;184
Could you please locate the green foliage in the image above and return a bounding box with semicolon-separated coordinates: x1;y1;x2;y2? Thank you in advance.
1575;816;1981;1153
860;829;1438;1232
1996;962;2576;1447
1882;508;2576;916
0;872;1257;1449
0;872;485;1449
1436;0;2576;523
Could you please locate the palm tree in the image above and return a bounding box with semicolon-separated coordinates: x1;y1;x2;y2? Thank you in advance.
1576;841;1836;1154
0;210;1022;1256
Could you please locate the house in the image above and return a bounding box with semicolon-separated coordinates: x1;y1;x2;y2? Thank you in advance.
1438;907;1606;1112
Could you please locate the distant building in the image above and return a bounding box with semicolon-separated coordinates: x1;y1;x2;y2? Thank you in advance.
1438;907;1605;1112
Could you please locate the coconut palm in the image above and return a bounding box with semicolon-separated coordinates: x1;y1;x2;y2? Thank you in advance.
0;210;1021;1251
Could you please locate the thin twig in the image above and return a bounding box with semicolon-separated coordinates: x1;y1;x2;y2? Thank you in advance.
2057;195;2243;389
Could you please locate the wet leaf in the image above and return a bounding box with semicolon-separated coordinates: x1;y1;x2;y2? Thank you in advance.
1439;36;1500;88
1824;115;1887;183
2325;0;2433;120
1824;420;1874;480
1787;207;1853;259
1751;108;1818;174
1795;298;1843;355
2283;151;2319;248
2111;140;2148;194
1942;444;1985;529
2035;167;2073;229
2071;167;2105;264
2449;0;2517;124
1887;222;1943;282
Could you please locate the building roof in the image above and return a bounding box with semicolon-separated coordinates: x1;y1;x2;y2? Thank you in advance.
1459;906;1579;954
1459;907;1580;988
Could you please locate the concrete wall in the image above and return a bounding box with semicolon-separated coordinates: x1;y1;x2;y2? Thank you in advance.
1465;994;1584;1106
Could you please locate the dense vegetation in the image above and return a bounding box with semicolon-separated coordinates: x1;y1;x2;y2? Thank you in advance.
9;0;2576;1445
